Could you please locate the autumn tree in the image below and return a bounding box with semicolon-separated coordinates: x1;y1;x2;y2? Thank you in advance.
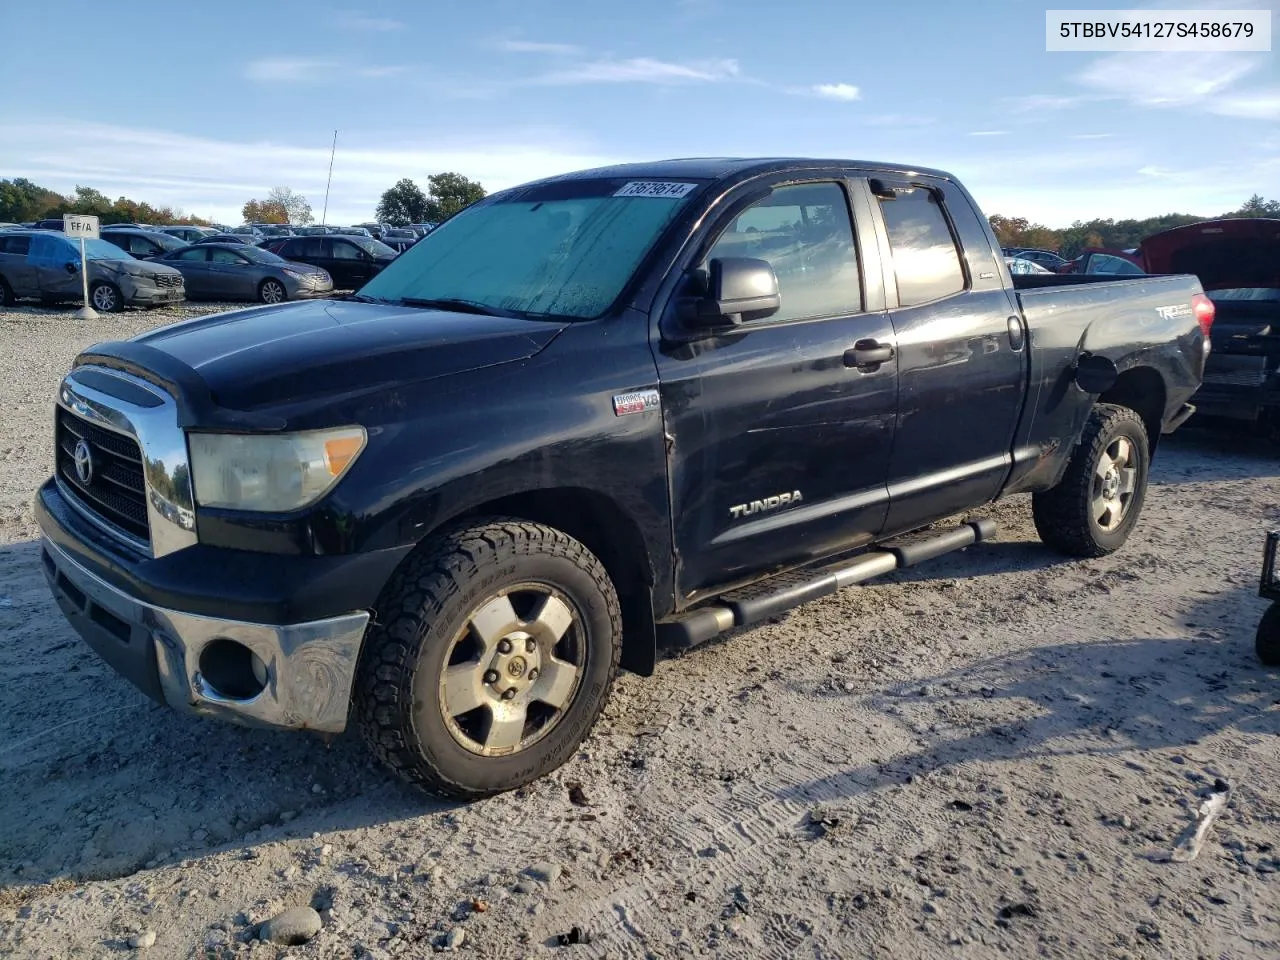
376;178;430;225
242;186;313;225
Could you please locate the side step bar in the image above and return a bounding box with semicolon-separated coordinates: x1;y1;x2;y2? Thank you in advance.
658;518;997;649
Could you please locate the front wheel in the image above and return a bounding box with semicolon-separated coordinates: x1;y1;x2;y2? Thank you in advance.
0;277;14;307
1033;403;1150;558
259;279;287;304
354;519;622;799
90;281;122;313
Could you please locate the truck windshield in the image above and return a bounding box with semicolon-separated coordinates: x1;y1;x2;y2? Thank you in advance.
358;179;703;319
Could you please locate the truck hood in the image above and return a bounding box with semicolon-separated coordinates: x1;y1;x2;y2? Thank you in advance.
127;298;568;410
1140;218;1280;291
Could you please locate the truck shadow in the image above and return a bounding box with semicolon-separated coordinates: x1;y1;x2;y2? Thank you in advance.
774;587;1278;806
1153;428;1278;483
0;539;449;891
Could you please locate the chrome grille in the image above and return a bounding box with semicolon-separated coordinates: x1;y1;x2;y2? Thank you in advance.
56;407;150;543
154;274;183;289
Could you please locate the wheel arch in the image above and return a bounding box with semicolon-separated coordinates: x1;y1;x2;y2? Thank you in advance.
387;486;660;677
1098;365;1166;457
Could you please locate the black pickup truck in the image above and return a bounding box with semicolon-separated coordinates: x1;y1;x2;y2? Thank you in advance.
36;158;1210;798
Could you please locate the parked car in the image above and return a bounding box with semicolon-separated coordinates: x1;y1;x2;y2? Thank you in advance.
379;228;419;254
1139;218;1280;433
31;218;68;230
260;234;398;288
1010;248;1068;271
329;226;373;238
353;222;389;240
0;229;184;311
229;226;265;240
1005;256;1053;275
193;233;254;245
1062;248;1146;275
100;228;187;261
34;157;1209;799
156;225;219;243
410;222;438;236
159;243;333;303
248;223;296;238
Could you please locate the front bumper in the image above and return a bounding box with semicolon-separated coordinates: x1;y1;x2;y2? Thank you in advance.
41;533;369;732
119;275;185;306
283;275;334;299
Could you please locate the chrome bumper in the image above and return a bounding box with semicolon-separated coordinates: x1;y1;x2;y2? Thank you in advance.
42;536;370;733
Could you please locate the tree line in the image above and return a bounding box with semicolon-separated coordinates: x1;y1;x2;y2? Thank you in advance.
0;179;212;226
989;194;1279;258
376;173;486;225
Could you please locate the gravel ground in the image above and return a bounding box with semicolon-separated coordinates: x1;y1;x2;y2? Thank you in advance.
0;304;1277;959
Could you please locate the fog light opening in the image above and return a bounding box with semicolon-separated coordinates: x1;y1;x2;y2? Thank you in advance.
198;639;269;700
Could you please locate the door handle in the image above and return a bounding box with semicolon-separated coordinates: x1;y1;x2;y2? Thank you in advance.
844;340;895;369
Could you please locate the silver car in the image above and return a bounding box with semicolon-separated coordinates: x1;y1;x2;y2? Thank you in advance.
158;242;333;303
0;229;185;311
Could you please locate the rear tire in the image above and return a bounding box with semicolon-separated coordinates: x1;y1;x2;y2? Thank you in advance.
354;518;622;799
1033;404;1150;558
1257;603;1280;666
259;279;287;304
90;281;122;313
0;277;15;307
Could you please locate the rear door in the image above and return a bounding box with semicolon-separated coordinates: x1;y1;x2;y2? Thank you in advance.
867;177;1027;533
170;246;212;296
656;177;898;601
0;235;39;297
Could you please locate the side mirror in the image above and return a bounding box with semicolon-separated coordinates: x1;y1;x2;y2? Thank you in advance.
680;257;780;328
64;262;78;275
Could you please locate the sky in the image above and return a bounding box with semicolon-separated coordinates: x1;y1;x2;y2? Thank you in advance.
0;0;1275;227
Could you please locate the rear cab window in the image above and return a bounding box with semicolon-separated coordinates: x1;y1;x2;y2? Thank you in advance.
875;184;966;306
0;236;32;256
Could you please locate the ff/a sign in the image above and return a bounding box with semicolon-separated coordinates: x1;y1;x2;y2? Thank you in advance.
63;214;99;240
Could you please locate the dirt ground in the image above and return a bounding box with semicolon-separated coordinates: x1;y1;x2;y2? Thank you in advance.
0;303;1276;959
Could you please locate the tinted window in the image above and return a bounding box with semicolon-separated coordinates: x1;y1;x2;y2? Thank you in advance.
878;186;966;306
288;238;326;258
704;182;861;323
174;247;208;262
331;240;363;260
1086;254;1143;276
1;235;32;255
209;248;246;264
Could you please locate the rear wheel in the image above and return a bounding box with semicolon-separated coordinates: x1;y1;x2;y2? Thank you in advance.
90;281;122;313
1257;603;1280;666
354;518;622;798
0;277;14;307
1033;404;1150;557
258;279;287;304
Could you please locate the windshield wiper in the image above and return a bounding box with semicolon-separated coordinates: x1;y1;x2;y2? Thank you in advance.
346;293;393;304
398;297;523;319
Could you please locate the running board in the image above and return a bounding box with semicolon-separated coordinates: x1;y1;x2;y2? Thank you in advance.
658;518;997;649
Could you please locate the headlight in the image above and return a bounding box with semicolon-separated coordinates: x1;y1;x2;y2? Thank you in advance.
189;427;367;512
282;268;306;280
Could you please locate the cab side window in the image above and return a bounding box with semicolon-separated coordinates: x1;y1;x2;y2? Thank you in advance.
877;186;966;306
703;182;862;323
0;236;31;255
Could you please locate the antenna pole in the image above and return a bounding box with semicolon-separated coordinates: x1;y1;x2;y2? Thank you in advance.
320;129;337;225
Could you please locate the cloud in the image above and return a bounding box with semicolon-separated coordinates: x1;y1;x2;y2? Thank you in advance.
330;11;405;31
811;83;860;102
1005;94;1094;113
0;120;621;225
244;56;412;84
968;130;1008;137
862;113;936;127
1077;51;1257;106
244;57;339;83
1069;133;1113;140
536;57;740;85
497;39;583;55
1210;87;1280;120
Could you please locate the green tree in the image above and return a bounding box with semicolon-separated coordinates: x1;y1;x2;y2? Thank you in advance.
1230;194;1280;218
376;178;430;225
426;172;486;220
0;178;64;222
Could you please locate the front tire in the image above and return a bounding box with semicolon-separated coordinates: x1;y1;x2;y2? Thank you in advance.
1033;403;1150;558
0;277;14;307
90;281;122;313
259;279;287;304
354;519;622;799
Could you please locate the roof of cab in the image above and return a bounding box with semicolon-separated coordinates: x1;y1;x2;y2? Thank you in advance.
512;157;959;189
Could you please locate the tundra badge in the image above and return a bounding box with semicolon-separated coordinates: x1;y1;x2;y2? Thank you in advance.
730;491;804;519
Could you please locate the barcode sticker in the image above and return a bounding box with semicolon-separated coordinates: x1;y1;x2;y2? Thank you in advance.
613;181;698;199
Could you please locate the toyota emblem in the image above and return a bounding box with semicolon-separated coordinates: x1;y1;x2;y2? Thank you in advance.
73;439;95;485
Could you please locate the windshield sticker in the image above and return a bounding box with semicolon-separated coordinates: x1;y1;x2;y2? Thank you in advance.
613;181;698;199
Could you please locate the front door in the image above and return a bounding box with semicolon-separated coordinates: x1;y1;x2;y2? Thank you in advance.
869;178;1027;533
207;247;255;299
171;246;211;297
655;179;898;603
329;238;370;288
